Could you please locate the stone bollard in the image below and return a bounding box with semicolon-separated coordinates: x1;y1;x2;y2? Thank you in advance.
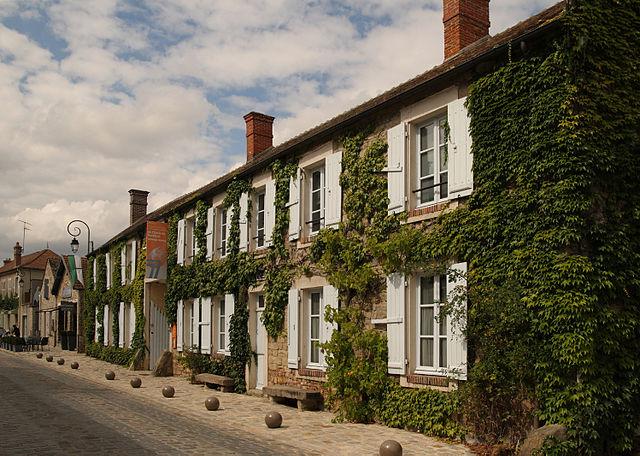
205;396;220;411
265;411;282;429
71;362;79;369
105;371;116;380
57;358;65;365
46;355;53;362
162;386;175;398
130;377;142;388
379;440;403;456
36;352;43;359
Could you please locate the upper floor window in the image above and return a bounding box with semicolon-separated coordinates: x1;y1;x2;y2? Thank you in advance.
255;191;265;248
309;166;325;234
220;209;228;257
417;117;448;206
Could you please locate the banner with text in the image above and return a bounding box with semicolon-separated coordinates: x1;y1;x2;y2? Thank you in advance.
146;221;168;280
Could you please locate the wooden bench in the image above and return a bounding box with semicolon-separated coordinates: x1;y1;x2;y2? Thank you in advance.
262;385;323;411
194;373;235;393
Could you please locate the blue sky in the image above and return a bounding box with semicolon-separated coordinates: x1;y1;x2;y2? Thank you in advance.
0;0;558;259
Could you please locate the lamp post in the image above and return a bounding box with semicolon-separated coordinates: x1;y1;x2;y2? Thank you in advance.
67;220;93;255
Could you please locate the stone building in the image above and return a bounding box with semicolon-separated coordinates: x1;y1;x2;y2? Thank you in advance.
89;0;565;394
38;255;87;351
0;242;59;337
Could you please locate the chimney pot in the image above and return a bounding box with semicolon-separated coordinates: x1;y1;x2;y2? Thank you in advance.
244;112;274;161
13;242;22;267
129;189;150;225
443;0;490;60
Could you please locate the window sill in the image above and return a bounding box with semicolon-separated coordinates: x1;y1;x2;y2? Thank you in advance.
405;373;449;388
298;367;326;379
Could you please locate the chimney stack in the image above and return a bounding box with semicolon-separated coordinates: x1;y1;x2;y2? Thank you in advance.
129;189;150;225
443;0;490;60
244;112;274;161
4;258;12;266
13;242;22;267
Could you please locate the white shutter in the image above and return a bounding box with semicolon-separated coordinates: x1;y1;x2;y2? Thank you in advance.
288;168;301;241
325;151;342;228
118;302;125;347
322;285;339;366
447;97;473;198
287;288;299;369
192;299;200;351
128;302;135;345
103;304;109;346
224;294;235;355
177;219;185;265
264;179;276;246
177;300;184;351
447;262;468;380
387;123;406;214
95;314;99;342
386;273;406;374
120;246;126;285
200;296;212;354
105;253;111;289
206;207;214;260
92;259;96;286
239;192;248;251
131;240;137;281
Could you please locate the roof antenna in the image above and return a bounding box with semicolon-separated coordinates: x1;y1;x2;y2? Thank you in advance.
18;219;32;250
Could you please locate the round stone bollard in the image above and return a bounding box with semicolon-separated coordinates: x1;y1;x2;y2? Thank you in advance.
57;358;65;365
204;396;220;411
71;362;79;369
130;377;142;388
265;411;282;429
379;440;403;456
162;385;175;398
105;371;116;381
36;352;43;359
46;355;53;362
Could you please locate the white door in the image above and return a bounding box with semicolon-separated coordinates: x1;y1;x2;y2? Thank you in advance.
149;300;169;370
255;296;267;390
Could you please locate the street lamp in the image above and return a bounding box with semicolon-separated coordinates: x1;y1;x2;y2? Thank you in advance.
67;220;93;255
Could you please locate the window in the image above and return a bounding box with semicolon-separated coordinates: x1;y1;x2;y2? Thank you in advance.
417;116;448;205
417;274;448;372
309;290;322;366
220;209;228;257
308;166;325;234
255;191;265;248
257;294;265;310
218;299;226;353
190;218;196;260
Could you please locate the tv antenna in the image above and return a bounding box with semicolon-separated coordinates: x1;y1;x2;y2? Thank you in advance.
18;219;32;249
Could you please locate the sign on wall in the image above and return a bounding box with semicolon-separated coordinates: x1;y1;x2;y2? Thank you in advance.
146;221;168;280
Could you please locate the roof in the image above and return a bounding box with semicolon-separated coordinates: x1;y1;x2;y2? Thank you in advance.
96;1;565;253
0;249;61;275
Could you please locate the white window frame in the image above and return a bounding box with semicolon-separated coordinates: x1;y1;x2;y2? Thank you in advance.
308;165;325;235
415;115;449;207
218;299;226;354
220;208;228;257
255;190;266;249
307;289;323;368
415;273;448;375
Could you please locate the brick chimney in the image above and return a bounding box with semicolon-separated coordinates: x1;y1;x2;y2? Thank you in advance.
3;259;11;266
129;189;150;225
13;242;22;267
244;112;274;161
443;0;490;60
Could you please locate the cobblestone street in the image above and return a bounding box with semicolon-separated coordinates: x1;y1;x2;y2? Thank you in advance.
0;349;474;455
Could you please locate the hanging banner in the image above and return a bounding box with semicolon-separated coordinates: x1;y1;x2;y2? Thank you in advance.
146;221;168;280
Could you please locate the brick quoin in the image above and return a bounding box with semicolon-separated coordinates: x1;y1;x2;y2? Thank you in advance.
244;112;275;161
443;0;490;60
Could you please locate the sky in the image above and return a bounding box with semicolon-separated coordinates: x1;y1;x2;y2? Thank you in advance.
0;0;558;260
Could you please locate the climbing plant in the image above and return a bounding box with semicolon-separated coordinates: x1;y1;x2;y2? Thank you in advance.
262;160;297;337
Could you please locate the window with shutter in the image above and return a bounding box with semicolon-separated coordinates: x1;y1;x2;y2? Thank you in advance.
103;304;110;346
447;262;468;380
120;246;126;285
387;123;406;214
118;302;125;347
287;288;299;369
239;192;248;251
177;300;184;352
255;189;266;249
176;219;185;265
325;151;342;228
322;284;339;367
105;252;111;289
206;207;215;260
447;97;473;199
264;180;275;246
200;296;211;354
288;168;301;241
224;293;235;355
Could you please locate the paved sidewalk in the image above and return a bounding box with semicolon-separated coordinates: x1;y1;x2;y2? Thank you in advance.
10;348;474;455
